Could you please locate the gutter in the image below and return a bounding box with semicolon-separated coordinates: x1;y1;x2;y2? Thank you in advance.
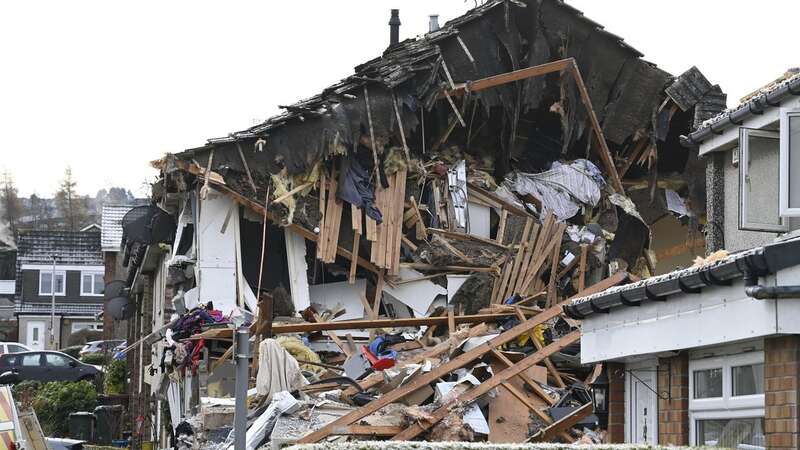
681;74;800;147
563;237;800;320
745;285;800;299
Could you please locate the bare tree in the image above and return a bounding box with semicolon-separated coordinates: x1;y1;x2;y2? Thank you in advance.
0;171;22;235
55;167;89;231
28;194;54;229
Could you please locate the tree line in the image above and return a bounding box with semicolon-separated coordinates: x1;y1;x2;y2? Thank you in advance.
0;167;136;234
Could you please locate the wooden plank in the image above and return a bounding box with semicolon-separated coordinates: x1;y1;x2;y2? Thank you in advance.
448;58;572;95
313;313;352;357
618;139;650;178
334;425;404;436
490;376;537;443
567;60;624;194
546;241;560;308
351;206;362;233
389;330;582;441
400;263;497;273
577;243;589;292
513;223;541;294
519;222;566;295
530;402;592;442
504;218;533;299
494;258;514;305
392;92;411;161
363;85;380;178
428;227;508;250
317;173;326;260
296;304;576;443
348;232;360;284
371;270;384;340
400;235;418;252
271;180;315;205
267;313;512;334
496;209;508;244
447;308;456;336
490;348;555;406
515;308;565;388
409;196;427;240
433;235;470;263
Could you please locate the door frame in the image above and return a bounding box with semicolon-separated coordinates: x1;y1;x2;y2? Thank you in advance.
625;358;659;444
25;321;46;351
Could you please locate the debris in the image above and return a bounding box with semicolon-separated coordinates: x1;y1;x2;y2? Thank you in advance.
255;339;309;402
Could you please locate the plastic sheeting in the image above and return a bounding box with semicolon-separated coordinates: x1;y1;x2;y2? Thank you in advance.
506;159;604;221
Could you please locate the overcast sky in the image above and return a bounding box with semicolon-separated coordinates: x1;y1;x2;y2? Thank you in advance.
1;0;797;197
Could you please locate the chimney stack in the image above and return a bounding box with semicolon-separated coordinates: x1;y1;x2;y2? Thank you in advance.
429;14;440;32
389;9;401;47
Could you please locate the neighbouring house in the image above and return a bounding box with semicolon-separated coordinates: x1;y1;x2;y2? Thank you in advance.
567;70;800;449
101;204;135;340
0;237;17;341
14;230;105;350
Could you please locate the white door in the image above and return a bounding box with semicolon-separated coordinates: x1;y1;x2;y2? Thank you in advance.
26;321;45;350
629;367;658;444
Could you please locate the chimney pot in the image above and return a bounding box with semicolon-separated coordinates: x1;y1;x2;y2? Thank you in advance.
389;9;401;47
429;14;440;32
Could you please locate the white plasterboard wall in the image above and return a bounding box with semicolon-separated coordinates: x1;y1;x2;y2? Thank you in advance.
383;268;446;317
447;274;469;302
196;189;238;314
309;279;368;337
467;202;491;238
285;228;311;312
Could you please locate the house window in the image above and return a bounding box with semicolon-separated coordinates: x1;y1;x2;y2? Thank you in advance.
779;109;800;216
71;322;103;333
81;272;104;296
738;127;788;232
39;271;66;296
690;352;765;448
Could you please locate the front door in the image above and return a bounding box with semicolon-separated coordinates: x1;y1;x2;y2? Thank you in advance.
629;366;658;444
26;321;45;350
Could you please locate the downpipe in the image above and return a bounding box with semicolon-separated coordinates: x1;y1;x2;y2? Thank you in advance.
745;285;800;300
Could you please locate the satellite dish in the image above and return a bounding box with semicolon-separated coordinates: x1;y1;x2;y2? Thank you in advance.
108;297;132;320
122;205;177;245
104;280;127;300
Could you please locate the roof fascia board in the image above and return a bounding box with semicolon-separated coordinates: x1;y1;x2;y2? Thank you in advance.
21;264;105;272
699;107;782;156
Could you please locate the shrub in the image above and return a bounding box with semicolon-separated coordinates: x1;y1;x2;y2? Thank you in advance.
80;353;108;365
104;359;127;395
31;381;98;437
12;380;41;409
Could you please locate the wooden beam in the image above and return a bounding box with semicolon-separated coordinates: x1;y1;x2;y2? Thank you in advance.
490;348;555;406
267;313;514;334
296;303;576;443
577;244;588;292
271;181;314;205
529;402;592;442
389;330;582;441
449;58;572;95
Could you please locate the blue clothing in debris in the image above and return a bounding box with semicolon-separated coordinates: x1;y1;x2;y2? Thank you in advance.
338;155;382;223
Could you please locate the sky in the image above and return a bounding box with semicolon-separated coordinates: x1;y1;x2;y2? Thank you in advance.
0;0;797;198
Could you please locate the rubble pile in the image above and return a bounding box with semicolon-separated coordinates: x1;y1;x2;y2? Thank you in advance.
118;0;726;447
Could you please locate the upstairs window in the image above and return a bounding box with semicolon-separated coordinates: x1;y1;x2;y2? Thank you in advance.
739;128;788;232
81;272;104;296
780;109;800;216
39;271;66;296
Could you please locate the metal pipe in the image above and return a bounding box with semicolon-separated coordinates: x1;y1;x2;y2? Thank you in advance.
745;285;800;300
234;328;250;450
389;9;401;47
50;255;56;349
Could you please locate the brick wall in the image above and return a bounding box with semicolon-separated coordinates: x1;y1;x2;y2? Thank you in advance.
607;362;625;443
657;352;689;446
765;335;800;450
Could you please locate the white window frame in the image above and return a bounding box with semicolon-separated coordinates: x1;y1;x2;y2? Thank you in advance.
80;271;104;297
779;108;800;216
39;270;66;296
689;352;765;446
739;127;789;232
71;322;103;333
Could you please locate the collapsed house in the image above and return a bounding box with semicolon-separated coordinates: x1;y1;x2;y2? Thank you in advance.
115;0;726;447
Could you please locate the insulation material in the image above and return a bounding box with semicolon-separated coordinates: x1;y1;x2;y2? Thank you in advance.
507;159;603;221
383;268;447;317
196;188;238;314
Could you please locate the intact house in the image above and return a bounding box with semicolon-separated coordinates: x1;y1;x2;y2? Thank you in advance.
14;230;105;350
0;237;17;341
101;204;135;340
566;70;800;449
